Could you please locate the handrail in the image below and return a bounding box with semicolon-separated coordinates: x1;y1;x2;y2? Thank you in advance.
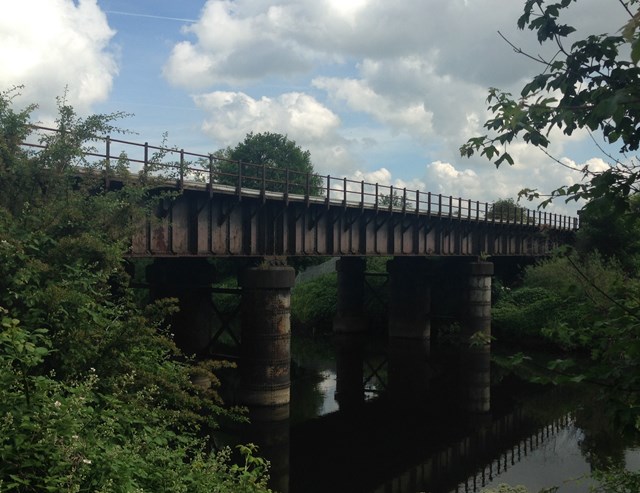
20;125;579;231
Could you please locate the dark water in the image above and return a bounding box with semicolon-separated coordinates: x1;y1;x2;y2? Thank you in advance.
228;335;639;493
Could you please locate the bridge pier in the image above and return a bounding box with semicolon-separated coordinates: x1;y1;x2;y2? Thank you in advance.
145;258;216;357
461;261;493;414
239;265;296;410
333;257;367;333
387;257;431;340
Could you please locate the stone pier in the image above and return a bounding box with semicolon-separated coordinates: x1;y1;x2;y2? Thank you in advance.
461;261;493;414
239;265;296;409
333;257;367;333
387;257;431;340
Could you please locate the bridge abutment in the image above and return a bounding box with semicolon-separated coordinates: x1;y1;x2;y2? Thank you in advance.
333;257;367;333
239;265;296;410
387;257;431;340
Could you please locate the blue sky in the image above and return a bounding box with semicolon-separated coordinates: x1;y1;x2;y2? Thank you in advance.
1;0;628;214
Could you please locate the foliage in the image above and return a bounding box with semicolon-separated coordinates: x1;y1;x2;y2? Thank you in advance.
378;190;413;210
592;468;640;493
291;273;338;332
576;194;640;273
495;250;640;431
486;198;528;222
460;0;640;212
0;88;271;492
215;132;322;195
492;286;563;341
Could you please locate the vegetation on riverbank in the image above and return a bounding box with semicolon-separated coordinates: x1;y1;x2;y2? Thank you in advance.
0;89;272;492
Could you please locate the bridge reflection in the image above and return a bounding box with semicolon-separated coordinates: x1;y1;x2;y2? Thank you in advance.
236;333;575;493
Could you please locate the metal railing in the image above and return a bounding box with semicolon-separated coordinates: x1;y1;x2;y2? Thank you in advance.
21;125;579;230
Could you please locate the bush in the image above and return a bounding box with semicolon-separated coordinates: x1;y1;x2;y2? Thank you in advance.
291;273;337;332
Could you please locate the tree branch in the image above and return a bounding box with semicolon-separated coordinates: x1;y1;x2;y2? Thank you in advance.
497;31;554;67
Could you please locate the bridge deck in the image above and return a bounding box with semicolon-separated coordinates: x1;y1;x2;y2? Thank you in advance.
129;177;575;258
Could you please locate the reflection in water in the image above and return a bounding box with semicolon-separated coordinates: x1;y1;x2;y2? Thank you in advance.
283;335;640;493
242;406;290;493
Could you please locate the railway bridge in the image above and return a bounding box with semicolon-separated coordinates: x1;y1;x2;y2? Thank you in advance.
25;128;578;416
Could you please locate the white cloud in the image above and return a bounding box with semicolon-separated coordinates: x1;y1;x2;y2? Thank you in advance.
0;0;118;115
193;90;358;174
313;75;434;139
161;0;627;215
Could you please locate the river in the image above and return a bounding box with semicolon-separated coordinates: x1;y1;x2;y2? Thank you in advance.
220;333;640;493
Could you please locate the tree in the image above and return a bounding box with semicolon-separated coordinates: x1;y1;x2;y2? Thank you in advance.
379;190;413;210
486;198;528;222
576;193;640;272
215;132;322;195
460;0;640;214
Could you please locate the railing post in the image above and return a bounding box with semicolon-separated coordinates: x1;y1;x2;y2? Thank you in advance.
415;190;420;214
105;136;111;189
261;162;266;196
208;154;214;198
402;187;407;213
143;142;149;178
448;195;453;218
343;177;347;206
305;172;310;204
236;160;242;196
389;185;394;212
438;194;442;217
427;192;431;215
360;180;365;209
375;183;379;210
326;175;331;207
284;167;290;204
179;149;185;191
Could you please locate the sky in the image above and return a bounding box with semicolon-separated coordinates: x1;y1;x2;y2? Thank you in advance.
0;0;630;215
